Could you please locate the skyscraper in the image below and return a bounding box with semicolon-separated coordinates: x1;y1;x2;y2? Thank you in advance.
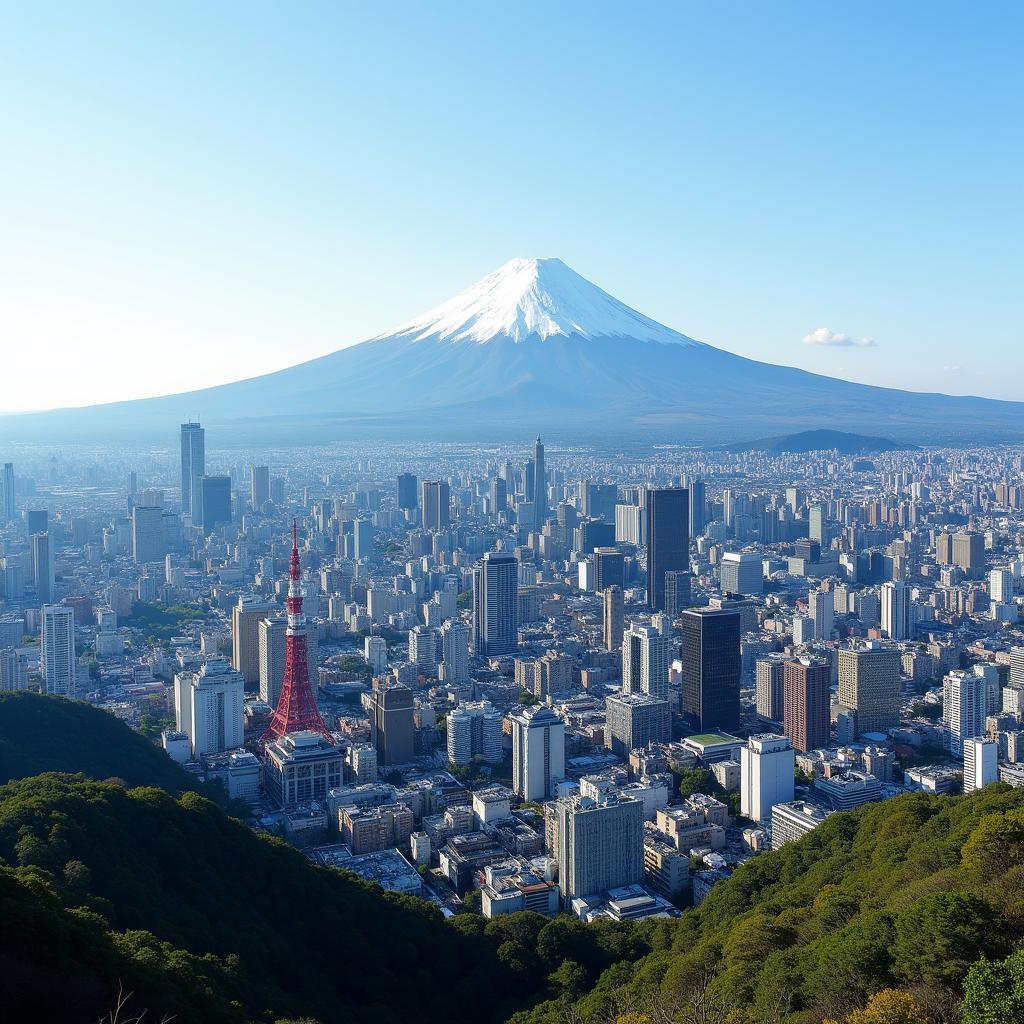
421;480;450;531
131;506;165;564
440;618;470;684
31;532;54;604
605;691;670;756
397;472;418;511
621;622;670;698
943;669;989;756
808;587;835;641
364;634;388;676
880;580;912;640
41;604;75;697
179;422;205;521
175;659;245;758
555;792;643;901
686;477;705;538
200;475;232;532
592;546;624;591
581;481;618;524
808;504;827;545
369;682;416;766
232;595;277;687
680;607;741;731
533;436;546;524
837;641;901;736
963;736;997;793
258;616;287;707
783;657;831;752
740;734;795;822
953;532;985;578
646;487;689;611
720;551;763;596
1;462;14;522
473;551;518;657
603;585;624;652
511;704;565;800
250;465;270;509
756;655;787;722
664;570;692;616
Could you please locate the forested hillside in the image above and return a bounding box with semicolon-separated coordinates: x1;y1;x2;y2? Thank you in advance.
514;786;1024;1024
0;691;222;799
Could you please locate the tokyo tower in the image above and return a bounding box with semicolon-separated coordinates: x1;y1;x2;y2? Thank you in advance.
261;521;334;747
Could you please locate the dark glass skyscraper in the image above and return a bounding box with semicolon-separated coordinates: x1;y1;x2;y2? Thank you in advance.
646;487;689;611
397;472;418;511
686;478;705;538
473;551;519;657
680;607;741;731
201;474;232;531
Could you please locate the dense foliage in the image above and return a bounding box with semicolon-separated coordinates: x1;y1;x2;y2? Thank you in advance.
0;692;227;802
514;785;1024;1024
0;773;533;1024
123;600;207;640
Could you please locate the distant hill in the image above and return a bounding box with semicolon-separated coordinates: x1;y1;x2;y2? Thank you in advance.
720;428;920;454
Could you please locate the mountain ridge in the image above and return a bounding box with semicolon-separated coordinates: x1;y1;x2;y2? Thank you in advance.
2;257;1023;444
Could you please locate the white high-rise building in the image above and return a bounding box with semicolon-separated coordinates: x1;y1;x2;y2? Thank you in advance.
943;670;988;756
447;700;503;765
555;792;644;901
808;588;835;642
990;569;1015;605
792;615;814;645
174;659;245;758
621;622;670;698
740;734;795;823
258;617;286;707
439;618;470;684
963;736;998;793
41;604;76;696
511;704;565;800
720;551;763;596
880;581;912;641
409;625;440;677
364;634;388;676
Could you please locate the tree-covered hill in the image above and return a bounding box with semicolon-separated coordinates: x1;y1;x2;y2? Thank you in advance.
0;773;513;1024
514;785;1024;1024
0;691;212;796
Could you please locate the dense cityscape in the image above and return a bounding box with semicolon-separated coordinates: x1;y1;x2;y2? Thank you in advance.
3;429;1024;931
3;6;1022;1024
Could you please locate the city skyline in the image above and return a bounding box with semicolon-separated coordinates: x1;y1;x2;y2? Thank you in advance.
3;6;1024;1022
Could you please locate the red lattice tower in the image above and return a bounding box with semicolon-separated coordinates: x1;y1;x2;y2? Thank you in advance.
261;521;334;747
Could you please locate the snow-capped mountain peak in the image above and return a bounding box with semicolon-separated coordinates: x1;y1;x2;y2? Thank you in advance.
374;257;701;346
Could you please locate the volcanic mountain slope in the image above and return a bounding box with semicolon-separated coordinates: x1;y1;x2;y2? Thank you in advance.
3;256;1023;443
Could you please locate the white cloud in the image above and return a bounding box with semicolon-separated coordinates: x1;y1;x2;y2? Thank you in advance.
802;327;877;348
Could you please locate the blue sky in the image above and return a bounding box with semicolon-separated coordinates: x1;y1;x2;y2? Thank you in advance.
2;2;1021;411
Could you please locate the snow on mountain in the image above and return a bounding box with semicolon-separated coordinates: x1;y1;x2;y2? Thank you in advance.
374;256;701;346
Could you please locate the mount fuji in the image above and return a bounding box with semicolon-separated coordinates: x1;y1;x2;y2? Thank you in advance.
3;256;1023;444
